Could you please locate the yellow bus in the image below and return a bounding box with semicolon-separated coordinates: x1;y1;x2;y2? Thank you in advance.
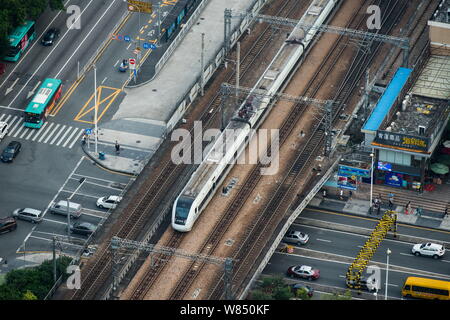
402;277;450;300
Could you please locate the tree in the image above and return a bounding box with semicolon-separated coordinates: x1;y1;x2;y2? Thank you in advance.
250;290;274;300
249;275;294;300
295;287;312;300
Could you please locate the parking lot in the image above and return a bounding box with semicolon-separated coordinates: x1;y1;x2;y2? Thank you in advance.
1;156;134;269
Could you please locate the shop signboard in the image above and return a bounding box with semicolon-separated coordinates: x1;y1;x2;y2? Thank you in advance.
377;161;392;171
374;130;429;152
338;165;371;178
337;175;357;190
385;172;402;187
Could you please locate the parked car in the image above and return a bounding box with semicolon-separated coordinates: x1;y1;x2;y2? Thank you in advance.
0;216;17;233
12;208;43;223
70;222;96;236
283;230;309;245
1;141;21;162
412;243;445;259
286;265;320;280
0;63;6;75
0;122;8;141
289;283;314;297
96;195;122;209
49;200;82;218
41;28;60;46
346;277;378;292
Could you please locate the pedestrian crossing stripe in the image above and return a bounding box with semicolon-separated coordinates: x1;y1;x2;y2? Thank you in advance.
0;113;83;149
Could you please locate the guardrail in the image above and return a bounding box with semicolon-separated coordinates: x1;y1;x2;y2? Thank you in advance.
239;157;340;299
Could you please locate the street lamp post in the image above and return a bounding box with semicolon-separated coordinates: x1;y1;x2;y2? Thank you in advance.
370;149;374;214
385;248;391;300
93;65;98;154
67;177;86;241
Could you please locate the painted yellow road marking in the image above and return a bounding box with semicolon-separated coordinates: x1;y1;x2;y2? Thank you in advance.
308;208;450;234
74;86;122;124
51;12;132;117
161;0;178;6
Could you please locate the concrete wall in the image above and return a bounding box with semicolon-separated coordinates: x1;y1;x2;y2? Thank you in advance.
428;20;450;54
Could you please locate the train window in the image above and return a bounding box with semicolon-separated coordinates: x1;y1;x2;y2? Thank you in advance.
175;196;194;219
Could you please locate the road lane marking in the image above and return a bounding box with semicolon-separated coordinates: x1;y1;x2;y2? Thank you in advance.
26;127;38;139
5;78;19;95
12;124;26;137
7;0;96;108
316;238;331;243
102;77;107;84
62;127;81;148
54;0;117;78
308;208;450;235
27;80;42;99
55;126;74;146
275;250;450;280
114;60;120;67
27;235;85;249
72;173;124;184
19;128;31;139
41;156;85;219
49;125;67;144
60;190;100;199
42;218;69;225
31;122;48;141
37;122;55;142
0;1;72;90
441;260;450;263
400;253;412;256
8;116;22;133
44;123;61;143
67;128;84;149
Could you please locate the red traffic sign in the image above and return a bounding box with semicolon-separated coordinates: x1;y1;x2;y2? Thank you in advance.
129;58;136;65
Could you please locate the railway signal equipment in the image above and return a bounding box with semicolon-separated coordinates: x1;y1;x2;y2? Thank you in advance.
110;237;235;299
224;10;410;67
346;210;397;290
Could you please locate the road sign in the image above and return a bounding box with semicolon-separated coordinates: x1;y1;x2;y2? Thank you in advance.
143;43;156;50
127;0;152;14
129;58;136;70
124;35;131;42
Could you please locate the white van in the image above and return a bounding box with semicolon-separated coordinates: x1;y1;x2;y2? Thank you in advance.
0;122;8;142
49;200;82;218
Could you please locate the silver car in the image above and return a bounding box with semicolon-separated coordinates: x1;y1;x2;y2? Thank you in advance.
12;208;43;223
283;230;309;245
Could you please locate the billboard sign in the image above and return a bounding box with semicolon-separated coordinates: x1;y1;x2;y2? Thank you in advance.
385;172;402;187
337;175;357;190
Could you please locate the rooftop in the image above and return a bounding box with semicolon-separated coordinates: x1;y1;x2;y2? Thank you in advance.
430;0;450;24
380;95;448;137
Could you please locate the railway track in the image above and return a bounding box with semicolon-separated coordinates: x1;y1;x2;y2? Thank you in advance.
208;0;410;299
167;0;375;300
119;0;310;300
65;0;301;300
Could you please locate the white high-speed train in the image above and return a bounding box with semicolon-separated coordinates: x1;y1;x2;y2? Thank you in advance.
172;0;337;232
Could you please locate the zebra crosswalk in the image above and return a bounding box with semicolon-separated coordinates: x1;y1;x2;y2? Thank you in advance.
0;113;84;149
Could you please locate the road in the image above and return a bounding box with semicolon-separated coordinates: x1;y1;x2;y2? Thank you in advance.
261;207;450;300
0;0;179;270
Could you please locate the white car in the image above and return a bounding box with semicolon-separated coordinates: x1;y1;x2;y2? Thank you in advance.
96;195;122;209
0;122;8;142
412;243;445;259
283;230;309;245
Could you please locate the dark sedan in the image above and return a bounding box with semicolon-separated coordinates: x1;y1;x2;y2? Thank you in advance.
1;141;21;162
70;222;96;236
289;283;314;297
41;28;60;46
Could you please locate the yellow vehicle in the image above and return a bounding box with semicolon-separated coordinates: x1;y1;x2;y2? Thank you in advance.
402;277;450;300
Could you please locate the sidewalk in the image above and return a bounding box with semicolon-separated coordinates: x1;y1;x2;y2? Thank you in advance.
309;193;450;232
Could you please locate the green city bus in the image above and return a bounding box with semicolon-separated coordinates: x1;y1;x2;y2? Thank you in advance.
24;78;63;128
3;20;36;62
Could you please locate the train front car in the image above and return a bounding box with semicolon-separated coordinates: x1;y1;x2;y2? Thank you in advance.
172;195;195;232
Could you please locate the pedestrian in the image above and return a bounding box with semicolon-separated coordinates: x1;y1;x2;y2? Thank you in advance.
377;205;381;215
322;189;327;198
81;135;87;146
115;141;120;155
444;208;448;219
339;189;344;200
405;201;411;215
349;190;353;199
388;198;393;209
416;206;422;217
